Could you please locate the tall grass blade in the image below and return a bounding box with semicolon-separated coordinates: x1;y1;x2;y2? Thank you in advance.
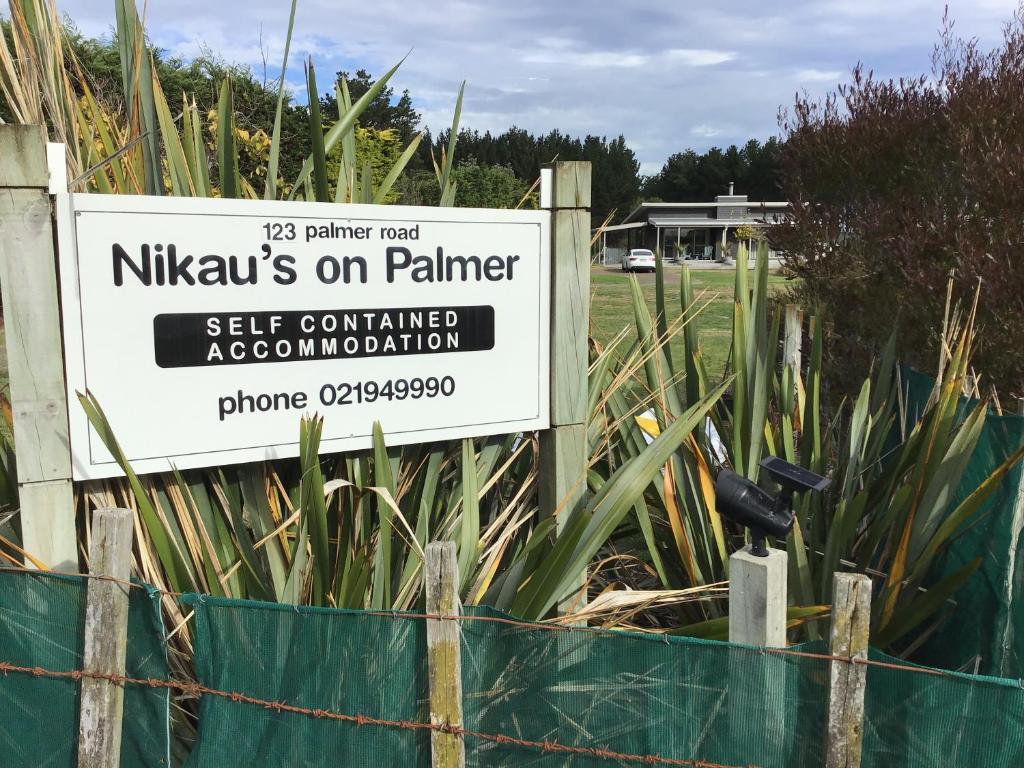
305;59;330;203
265;0;298;200
216;78;240;199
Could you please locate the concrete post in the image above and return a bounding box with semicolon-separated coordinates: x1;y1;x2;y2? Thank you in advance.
728;544;789;759
729;545;788;647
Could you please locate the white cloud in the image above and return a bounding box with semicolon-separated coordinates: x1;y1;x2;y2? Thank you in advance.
52;0;1022;174
521;37;649;68
522;49;649;68
665;48;736;66
795;68;844;82
690;124;724;138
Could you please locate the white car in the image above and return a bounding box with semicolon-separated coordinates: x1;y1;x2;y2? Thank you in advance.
620;248;656;272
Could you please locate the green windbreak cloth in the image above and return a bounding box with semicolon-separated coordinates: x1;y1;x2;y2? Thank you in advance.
900;367;1024;676
862;647;1024;766
0;569;169;767
178;594;1024;767
181;594;430;768
459;606;827;767
182;595;827;767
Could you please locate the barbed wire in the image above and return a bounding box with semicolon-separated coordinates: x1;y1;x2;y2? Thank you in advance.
0;660;754;768
0;567;965;681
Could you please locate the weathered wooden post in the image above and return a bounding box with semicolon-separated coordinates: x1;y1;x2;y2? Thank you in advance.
539;161;591;613
825;572;871;768
783;303;804;415
424;541;466;768
77;507;134;768
0;124;77;571
729;546;788;647
783;304;803;380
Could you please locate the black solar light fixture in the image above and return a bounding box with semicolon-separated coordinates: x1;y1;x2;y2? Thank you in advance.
715;456;830;557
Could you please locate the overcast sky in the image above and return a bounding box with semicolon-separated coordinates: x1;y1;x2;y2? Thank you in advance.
56;0;1019;175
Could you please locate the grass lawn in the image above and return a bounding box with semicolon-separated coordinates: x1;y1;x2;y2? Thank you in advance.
590;265;793;379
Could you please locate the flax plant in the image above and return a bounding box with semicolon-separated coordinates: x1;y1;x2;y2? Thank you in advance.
626;244;1024;645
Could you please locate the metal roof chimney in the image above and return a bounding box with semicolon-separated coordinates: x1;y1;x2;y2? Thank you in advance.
728;181;734;195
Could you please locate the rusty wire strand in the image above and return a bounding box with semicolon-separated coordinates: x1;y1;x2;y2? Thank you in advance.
7;568;962;680
0;660;754;768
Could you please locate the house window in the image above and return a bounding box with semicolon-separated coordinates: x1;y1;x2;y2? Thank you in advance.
661;227;680;261
690;228;710;259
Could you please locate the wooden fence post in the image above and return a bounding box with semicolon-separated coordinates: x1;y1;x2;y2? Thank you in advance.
539;161;591;613
424;541;465;768
825;572;871;768
0;124;76;571
77;507;134;768
783;304;803;377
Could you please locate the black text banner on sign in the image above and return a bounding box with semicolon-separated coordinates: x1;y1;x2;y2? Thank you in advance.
56;194;551;480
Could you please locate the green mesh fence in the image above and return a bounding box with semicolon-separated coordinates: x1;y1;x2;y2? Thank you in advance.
179;596;1024;767
458;606;826;767
862;647;1024;767
5;572;1024;766
900;367;1024;676
0;570;169;767
181;595;828;767
181;594;430;767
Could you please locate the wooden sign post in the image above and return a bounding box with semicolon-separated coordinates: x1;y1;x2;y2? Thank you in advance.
539;161;591;613
0;125;76;570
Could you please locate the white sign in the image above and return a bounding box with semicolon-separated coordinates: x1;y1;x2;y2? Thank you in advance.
56;194;550;480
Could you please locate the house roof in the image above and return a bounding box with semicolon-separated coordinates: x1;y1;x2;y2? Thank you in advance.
595;221;648;233
648;216;776;227
622;200;789;224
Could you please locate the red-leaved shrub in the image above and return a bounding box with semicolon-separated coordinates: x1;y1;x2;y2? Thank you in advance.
772;9;1024;400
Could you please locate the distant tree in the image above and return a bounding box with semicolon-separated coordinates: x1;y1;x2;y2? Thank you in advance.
585;135;641;223
319;69;421;147
772;10;1024;398
393;161;532;209
451;160;531;209
430;127;641;225
644;138;783;202
325;127;404;202
393;169;440;206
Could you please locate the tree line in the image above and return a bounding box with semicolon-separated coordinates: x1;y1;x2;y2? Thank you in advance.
644;138;784;203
